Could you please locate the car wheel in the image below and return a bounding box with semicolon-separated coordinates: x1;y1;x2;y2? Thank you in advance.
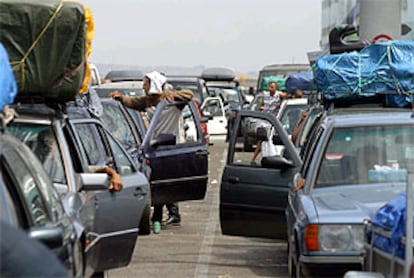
139;201;151;235
243;136;254;152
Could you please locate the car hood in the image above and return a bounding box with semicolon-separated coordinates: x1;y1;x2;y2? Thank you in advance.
311;183;406;223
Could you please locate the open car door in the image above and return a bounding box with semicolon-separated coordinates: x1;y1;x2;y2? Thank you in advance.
141;100;208;205
220;110;302;239
200;96;227;136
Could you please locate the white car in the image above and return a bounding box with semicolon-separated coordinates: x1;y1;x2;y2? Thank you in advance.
200;96;227;137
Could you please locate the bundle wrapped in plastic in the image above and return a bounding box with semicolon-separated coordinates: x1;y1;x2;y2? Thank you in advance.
369;193;414;259
314;41;414;107
0;43;17;112
285;71;314;93
0;0;94;102
259;76;286;91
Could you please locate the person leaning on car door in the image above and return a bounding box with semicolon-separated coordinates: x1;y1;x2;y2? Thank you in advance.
108;70;193;234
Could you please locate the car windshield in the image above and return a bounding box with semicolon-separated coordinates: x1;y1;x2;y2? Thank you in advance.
219;88;240;103
316;125;414;187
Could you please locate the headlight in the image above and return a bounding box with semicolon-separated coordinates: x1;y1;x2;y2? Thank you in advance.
305;224;364;252
318;224;364;252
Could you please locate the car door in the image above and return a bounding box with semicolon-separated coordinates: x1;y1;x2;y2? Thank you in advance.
220;110;302;239
141;100;208;205
69;118;147;272
200;96;227;136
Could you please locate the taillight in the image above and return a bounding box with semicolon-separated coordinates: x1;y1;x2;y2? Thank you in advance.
146;159;151;166
305;224;319;251
86;239;91;247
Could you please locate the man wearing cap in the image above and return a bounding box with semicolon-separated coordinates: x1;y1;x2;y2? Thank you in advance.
109;71;193;233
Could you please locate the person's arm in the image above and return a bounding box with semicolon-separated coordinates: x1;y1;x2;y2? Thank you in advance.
161;90;194;102
88;165;123;192
108;91;149;111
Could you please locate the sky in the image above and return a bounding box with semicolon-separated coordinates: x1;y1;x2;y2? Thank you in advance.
83;0;322;73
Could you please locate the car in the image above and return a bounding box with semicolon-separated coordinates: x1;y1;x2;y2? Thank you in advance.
0;131;84;277
285;108;413;277
104;69;144;82
95;80;146;99
8;102;149;277
166;76;210;106
200;96;227;137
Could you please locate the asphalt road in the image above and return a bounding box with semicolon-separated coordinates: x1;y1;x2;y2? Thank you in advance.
108;139;289;278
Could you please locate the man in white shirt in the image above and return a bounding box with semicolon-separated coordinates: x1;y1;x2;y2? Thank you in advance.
251;81;287;163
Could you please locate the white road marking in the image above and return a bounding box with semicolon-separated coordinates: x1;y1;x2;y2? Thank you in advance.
194;146;227;278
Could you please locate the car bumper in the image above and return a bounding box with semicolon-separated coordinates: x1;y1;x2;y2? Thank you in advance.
299;255;364;277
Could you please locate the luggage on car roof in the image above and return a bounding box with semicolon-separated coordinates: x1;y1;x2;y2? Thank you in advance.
0;0;92;103
314;40;414;107
0;43;17;112
285;71;314;93
201;67;236;82
259;75;286;91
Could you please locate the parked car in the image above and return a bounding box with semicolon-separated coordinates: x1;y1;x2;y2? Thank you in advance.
200;96;227;137
95;80;145;99
104;70;144;82
285;108;413;277
0;132;84;277
8;103;149;277
167;76;210;106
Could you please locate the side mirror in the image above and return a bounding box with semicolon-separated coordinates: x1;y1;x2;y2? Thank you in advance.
28;226;63;250
152;133;176;147
78;173;110;191
261;156;294;170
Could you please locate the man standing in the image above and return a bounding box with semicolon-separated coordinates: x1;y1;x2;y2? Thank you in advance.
251;81;287;163
109;71;192;234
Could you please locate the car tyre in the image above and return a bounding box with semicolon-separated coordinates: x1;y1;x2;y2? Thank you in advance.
138;201;151;235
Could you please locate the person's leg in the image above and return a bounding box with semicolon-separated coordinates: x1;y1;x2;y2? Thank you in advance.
163;203;181;225
152;205;164;234
152;205;164;223
251;140;262;163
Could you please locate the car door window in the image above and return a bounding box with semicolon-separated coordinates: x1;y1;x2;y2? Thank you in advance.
151;102;201;145
3;149;50;226
75;123;107;166
100;103;138;146
106;132;135;175
232;116;278;167
6;124;66;184
203;99;223;117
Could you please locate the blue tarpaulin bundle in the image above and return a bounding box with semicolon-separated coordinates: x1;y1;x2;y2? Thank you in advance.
0;43;17;112
314;41;414;107
369;193;414;259
285;71;314;93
